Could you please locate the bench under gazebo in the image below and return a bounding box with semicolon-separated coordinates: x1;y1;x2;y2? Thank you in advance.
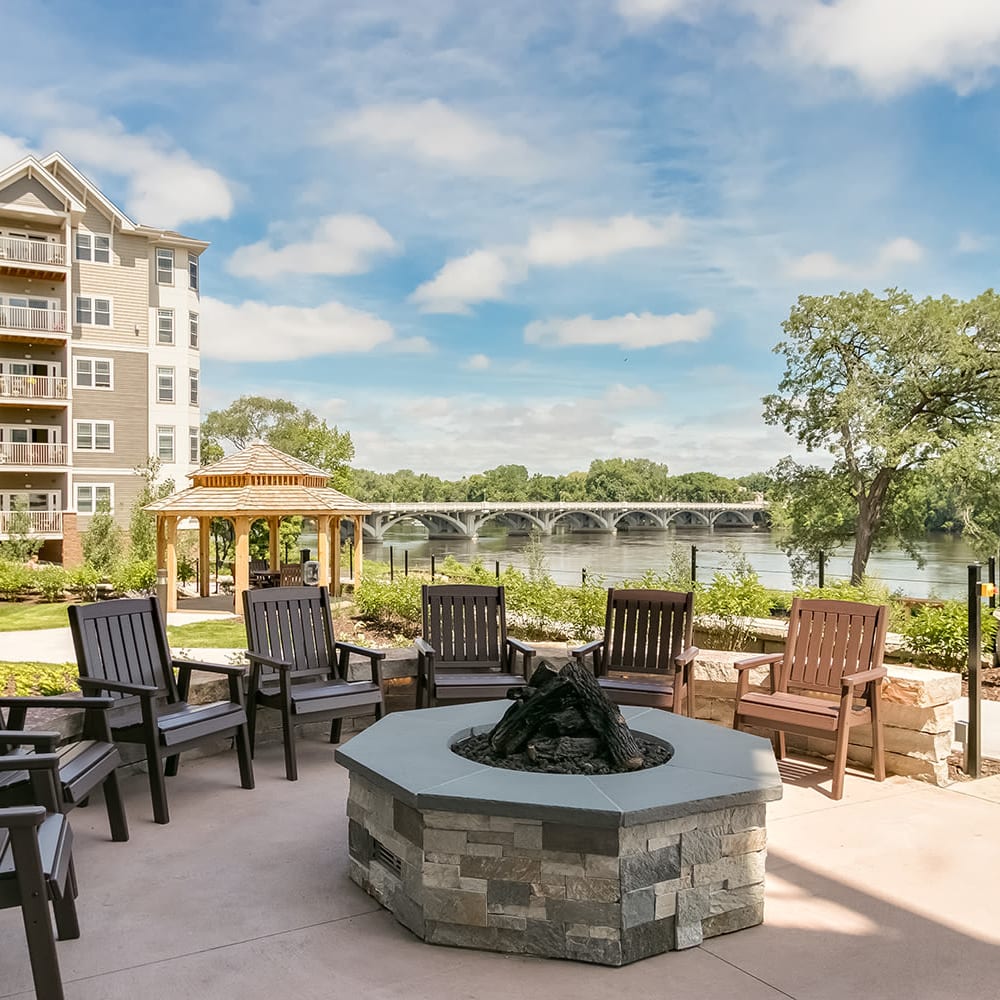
145;443;371;613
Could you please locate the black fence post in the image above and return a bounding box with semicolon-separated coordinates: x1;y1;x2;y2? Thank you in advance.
990;555;997;611
389;546;395;582
495;560;500;580
582;568;588;585
431;554;436;581
404;549;409;577
818;550;825;589
690;545;697;584
349;542;354;574
967;563;982;779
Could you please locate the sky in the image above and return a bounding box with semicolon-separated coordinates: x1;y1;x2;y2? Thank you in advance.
3;0;1000;479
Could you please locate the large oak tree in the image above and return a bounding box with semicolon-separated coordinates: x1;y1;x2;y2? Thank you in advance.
764;288;1000;585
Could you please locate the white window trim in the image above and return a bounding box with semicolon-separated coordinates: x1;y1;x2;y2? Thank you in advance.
157;308;175;345
189;368;199;406
189;311;199;349
73;356;114;391
75;483;114;515
156;247;175;285
74;294;114;328
188;253;199;291
189;427;199;464
73;419;115;453
156;366;175;404
74;231;111;264
156;424;175;462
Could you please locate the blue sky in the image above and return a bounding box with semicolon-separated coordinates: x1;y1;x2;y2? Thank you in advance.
3;0;1000;478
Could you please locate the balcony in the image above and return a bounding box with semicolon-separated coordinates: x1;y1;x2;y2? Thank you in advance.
0;373;69;403
0;304;68;339
0;235;68;279
0;508;62;536
0;441;68;466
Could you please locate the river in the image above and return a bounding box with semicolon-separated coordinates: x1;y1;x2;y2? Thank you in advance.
357;527;987;600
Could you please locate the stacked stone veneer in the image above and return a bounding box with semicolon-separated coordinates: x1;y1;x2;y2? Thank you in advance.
346;774;769;965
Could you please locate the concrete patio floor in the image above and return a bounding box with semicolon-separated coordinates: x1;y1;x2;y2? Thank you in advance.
2;737;999;1000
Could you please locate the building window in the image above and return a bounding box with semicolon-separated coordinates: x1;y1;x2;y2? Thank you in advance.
189;311;199;349
189;368;199;405
189;427;199;464
157;309;175;345
75;232;110;263
188;253;199;291
74;357;113;389
157;366;174;403
76;484;113;514
156;247;174;285
74;420;113;452
157;425;175;462
75;296;112;327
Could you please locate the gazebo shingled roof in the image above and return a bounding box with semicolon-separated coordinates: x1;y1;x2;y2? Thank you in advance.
145;442;370;613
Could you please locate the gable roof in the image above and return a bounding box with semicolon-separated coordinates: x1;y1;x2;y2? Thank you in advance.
192;442;333;482
40;152;136;230
0;155;86;216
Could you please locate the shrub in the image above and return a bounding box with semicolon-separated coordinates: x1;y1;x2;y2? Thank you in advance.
33;565;68;602
354;573;423;629
798;577;907;630
0;560;34;601
0;661;79;696
697;548;772;650
111;558;157;595
901;600;998;672
65;564;100;602
82;502;121;574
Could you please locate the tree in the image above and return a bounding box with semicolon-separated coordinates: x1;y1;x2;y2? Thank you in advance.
0;503;42;562
666;472;742;503
130;457;175;561
584;458;671;502
763;289;1000;584
83;501;121;575
201;396;354;490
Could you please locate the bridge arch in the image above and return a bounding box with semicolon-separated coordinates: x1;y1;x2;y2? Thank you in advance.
664;509;711;528
709;509;755;528
611;509;668;531
471;510;548;537
373;513;470;540
549;510;613;532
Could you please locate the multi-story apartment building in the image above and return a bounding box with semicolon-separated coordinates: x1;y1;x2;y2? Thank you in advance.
0;153;207;563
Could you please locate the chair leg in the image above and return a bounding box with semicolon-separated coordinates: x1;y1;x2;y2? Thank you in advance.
102;769;130;842
51;860;80;941
234;722;255;790
282;708;298;781
374;701;384;721
329;718;343;744
164;754;180;777
12;830;66;1000
774;730;787;761
247;696;258;756
831;722;851;801
870;692;886;783
145;740;170;825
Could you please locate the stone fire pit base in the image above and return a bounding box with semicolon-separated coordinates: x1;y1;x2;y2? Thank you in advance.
337;703;782;966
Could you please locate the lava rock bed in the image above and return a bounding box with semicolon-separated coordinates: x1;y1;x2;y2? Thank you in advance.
451;731;674;774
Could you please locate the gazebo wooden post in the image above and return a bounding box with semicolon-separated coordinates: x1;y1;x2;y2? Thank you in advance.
352;515;364;584
199;517;211;597
268;516;281;572
317;514;331;588
234;515;251;614
164;515;178;613
331;516;342;597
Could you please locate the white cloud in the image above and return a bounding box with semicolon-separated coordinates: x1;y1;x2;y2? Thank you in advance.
200;296;410;362
332;100;545;180
410;249;519;314
463;354;491;370
524;309;714;349
0;132;32;168
45;121;233;227
603;383;662;408
784;236;924;281
523;214;686;266
782;0;1000;96
956;231;990;254
227;214;398;280
616;0;705;26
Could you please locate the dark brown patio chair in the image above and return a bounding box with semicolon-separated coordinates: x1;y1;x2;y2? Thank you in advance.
572;588;699;715
68;597;254;825
243;586;385;780
0;694;128;842
279;562;303;587
415;584;535;708
1;752;79;1000
732;597;889;800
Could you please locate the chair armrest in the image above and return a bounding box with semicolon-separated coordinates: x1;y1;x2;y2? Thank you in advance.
0;752;61;773
0;730;60;751
674;645;699;667
0;695;114;711
172;658;246;678
246;651;293;671
0;805;47;828
506;637;536;656
335;642;387;661
842;667;888;688
78;677;158;697
734;653;783;672
414;637;435;657
571;639;603;658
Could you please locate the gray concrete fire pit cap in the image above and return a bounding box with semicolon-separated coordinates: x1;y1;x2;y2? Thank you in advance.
335;703;783;828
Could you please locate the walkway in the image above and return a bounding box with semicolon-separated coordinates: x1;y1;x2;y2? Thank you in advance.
1;741;998;999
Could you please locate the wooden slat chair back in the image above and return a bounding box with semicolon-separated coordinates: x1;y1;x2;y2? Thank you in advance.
69;597;254;824
280;562;303;587
415;585;535;708
733;597;889;800
242;586;385;780
573;589;699;715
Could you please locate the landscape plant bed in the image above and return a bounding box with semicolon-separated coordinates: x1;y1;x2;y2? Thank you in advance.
947;752;1000;781
961;665;1000;702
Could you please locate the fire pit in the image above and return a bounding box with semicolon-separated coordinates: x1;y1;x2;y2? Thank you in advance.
336;690;782;966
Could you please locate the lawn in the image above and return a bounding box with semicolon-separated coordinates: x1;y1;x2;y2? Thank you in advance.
0;601;75;631
166;618;248;648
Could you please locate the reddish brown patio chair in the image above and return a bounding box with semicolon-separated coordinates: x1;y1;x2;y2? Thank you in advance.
572;588;698;715
732;597;889;800
415;585;535;708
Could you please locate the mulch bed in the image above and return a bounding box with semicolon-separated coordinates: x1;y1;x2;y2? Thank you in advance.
961;665;1000;702
947;752;1000;781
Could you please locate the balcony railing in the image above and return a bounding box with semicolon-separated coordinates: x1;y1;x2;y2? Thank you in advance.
0;442;68;466
0;374;69;401
0;305;68;334
0;236;67;268
0;509;62;536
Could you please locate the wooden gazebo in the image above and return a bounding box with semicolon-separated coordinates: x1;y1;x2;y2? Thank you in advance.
145;443;371;613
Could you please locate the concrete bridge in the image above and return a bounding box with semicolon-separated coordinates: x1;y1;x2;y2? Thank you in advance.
362;501;769;540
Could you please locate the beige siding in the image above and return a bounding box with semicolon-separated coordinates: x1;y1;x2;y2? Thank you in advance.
45;163;86;203
0;175;64;214
73;472;143;529
0;274;67;309
71;348;148;469
0;471;66;495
